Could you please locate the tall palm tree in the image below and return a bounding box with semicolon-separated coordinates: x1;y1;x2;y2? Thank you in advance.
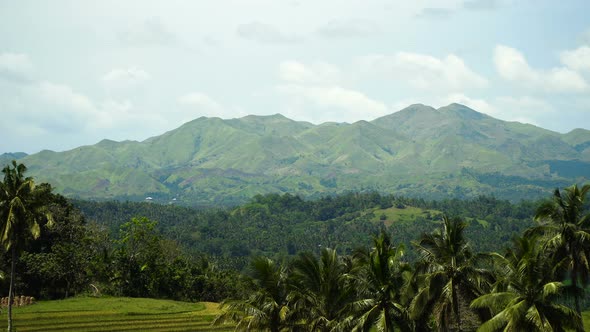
471;236;582;332
410;216;490;332
527;184;590;316
213;256;291;332
348;230;413;332
0;161;53;332
289;247;355;332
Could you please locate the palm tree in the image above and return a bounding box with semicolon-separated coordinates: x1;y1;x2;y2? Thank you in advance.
410;216;491;332
289;247;355;332
471;236;582;331
213;256;291;332
0;161;53;332
348;230;413;332
527;184;590;316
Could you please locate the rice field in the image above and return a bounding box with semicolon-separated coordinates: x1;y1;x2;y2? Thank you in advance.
0;297;234;332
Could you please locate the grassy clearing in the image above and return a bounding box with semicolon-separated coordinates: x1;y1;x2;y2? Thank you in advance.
583;311;590;330
0;297;234;332
371;206;443;226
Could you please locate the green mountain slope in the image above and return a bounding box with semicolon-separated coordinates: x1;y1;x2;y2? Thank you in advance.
10;103;590;204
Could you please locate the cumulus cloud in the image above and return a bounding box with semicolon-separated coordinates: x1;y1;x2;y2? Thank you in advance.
102;67;151;89
0;52;34;83
119;17;177;47
24;82;98;132
442;93;497;116
278;84;389;123
493;96;554;125
317;19;379;38
442;93;553;126
358;52;488;91
237;22;301;44
177;92;240;120
560;46;590;72
495;96;553;114
178;92;222;111
279;60;342;85
276;60;388;123
494;45;589;93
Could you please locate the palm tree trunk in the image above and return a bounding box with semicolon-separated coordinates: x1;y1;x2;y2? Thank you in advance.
453;281;462;332
571;271;584;332
7;246;16;332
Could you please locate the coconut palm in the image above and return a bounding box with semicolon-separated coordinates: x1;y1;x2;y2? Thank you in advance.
289;247;355;332
213;256;291;332
410;216;491;332
347;230;414;332
527;184;590;316
471;236;582;332
0;161;53;332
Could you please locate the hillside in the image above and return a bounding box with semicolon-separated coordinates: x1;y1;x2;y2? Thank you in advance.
10;103;590;205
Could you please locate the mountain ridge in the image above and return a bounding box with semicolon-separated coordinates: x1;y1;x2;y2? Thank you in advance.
6;103;590;205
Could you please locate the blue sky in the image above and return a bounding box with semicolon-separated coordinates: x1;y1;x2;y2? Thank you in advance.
1;0;589;153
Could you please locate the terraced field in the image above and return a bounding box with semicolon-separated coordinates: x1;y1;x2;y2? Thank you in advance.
0;297;234;332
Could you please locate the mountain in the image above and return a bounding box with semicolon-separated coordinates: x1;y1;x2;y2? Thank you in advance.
0;152;28;167
7;104;590;205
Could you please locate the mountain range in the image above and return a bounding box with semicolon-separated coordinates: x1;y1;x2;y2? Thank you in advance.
4;103;590;205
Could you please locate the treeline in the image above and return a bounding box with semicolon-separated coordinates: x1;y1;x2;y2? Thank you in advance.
215;185;590;331
0;194;250;302
0;161;249;303
75;192;538;269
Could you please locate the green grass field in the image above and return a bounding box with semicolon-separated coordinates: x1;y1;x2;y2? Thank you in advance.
0;297;234;332
2;296;590;331
370;205;443;226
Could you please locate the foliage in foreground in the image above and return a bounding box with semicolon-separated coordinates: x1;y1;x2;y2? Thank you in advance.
217;184;590;332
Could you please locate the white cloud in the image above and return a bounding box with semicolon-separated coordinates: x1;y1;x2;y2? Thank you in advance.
119;17;177;47
278;84;389;123
177;92;241;120
278;60;342;85
494;45;589;93
560;46;590;72
316;18;379;38
178;92;222;111
102;67;151;89
36;81;96;115
24;82;98;132
358;52;488;91
440;94;553;126
495;96;553;114
277;60;388;123
237;22;301;44
443;93;497;116
0;53;34;83
493;96;554;125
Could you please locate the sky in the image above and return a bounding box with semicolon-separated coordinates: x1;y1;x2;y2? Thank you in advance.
1;0;589;154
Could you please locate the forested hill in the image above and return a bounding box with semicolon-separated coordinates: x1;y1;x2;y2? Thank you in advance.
74;192;538;269
14;103;590;205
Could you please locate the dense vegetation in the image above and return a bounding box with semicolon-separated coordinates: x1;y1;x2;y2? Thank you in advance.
3;160;590;331
75;192;538;269
214;185;590;331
